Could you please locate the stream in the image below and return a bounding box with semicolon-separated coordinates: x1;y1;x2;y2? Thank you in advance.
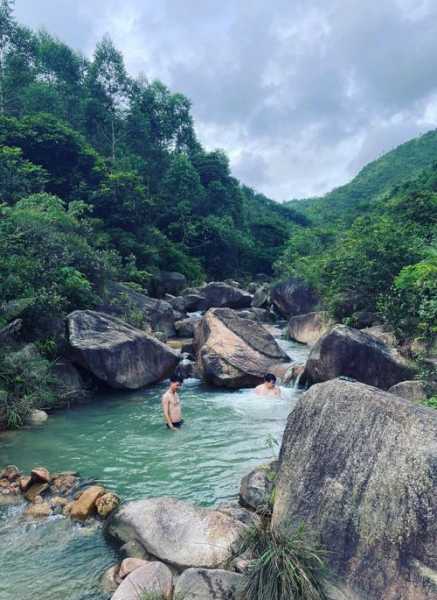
0;336;309;600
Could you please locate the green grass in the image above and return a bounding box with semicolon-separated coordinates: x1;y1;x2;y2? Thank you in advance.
240;523;331;600
422;396;437;409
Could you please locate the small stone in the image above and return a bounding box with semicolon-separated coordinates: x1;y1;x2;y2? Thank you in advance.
24;409;48;426
101;564;121;594
95;492;120;518
51;496;68;508
24;482;49;502
30;467;50;484
24;501;51;518
63;502;74;516
19;476;32;492
0;465;21;481
70;485;105;520
118;558;148;579
51;473;78;495
112;562;173;600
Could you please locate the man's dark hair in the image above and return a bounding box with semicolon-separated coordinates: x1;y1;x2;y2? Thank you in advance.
264;373;277;383
170;374;184;384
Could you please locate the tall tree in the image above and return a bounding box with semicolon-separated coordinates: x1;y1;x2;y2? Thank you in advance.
86;36;130;162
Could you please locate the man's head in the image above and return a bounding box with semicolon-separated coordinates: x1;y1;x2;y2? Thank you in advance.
170;374;184;391
264;373;277;389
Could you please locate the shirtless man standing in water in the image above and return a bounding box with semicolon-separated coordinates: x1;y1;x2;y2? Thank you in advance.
255;373;281;397
162;374;184;431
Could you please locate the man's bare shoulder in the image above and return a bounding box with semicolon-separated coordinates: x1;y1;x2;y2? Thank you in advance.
254;384;264;394
161;389;172;403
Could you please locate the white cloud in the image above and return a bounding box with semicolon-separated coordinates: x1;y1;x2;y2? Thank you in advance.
14;0;437;201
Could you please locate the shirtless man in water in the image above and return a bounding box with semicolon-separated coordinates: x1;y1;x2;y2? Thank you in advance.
255;373;281;397
162;374;184;431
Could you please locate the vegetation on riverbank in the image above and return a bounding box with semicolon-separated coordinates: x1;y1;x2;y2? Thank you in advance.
279;137;437;345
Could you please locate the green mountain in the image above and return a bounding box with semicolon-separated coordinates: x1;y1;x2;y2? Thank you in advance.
288;128;437;224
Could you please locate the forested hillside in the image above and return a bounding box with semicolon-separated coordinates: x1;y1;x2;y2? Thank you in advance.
0;2;305;318
278;134;437;344
288;128;437;224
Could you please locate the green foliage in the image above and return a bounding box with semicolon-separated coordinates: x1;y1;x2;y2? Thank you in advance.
240;523;330;600
0;344;55;428
0;193;119;326
422;396;437;409
278;155;437;340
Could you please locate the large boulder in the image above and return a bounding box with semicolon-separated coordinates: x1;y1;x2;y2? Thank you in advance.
272;379;437;600
304;324;416;390
100;282;176;337
251;284;270;309
67;310;178;389
112;561;173;600
271;277;318;318
202;282;252;310
153;271;187;297
174;568;244;600
288;311;334;345
194;308;291;388
106;497;245;569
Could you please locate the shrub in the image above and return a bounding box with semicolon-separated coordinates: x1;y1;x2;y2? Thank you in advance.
240;522;330;600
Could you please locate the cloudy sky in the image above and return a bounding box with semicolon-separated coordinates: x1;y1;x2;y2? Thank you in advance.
15;0;437;201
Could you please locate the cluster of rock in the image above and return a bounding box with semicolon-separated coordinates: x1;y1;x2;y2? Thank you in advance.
101;462;278;600
0;464;119;521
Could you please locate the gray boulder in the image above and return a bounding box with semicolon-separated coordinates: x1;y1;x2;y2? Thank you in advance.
271;277;318;318
51;359;90;405
272;378;437;600
175;358;196;380
24;409;48;426
288;311;334;345
202;282;252;310
195;308;291;388
153;271;187;297
239;461;279;511
106;497;245;569
67;310;178;389
389;380;428;403
304;324;416;390
251;284;270;309
100;282;176;337
112;561;173;600
174;568;244;600
175;316;201;338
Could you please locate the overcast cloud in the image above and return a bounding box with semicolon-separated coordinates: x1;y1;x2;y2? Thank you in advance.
15;0;437;200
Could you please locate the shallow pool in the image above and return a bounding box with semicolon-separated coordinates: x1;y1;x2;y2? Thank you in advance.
0;338;308;600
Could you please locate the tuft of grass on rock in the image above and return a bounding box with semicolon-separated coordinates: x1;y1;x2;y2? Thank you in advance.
240;522;331;600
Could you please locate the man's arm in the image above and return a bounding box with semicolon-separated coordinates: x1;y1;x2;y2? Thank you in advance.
162;394;177;431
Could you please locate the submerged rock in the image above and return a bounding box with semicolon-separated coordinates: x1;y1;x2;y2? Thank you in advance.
288;311;334;345
67;310;179;389
174;568;244;600
271;277;318;318
107;496;245;569
24;501;52;519
304;324;415;390
272;378;437;600
195;308;290;388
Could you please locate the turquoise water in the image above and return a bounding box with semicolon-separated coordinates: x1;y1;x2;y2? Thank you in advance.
0;337;308;600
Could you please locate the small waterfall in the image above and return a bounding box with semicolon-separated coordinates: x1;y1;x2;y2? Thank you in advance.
293;370;304;390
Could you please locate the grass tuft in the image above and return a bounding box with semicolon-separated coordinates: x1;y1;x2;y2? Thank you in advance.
240;522;331;600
